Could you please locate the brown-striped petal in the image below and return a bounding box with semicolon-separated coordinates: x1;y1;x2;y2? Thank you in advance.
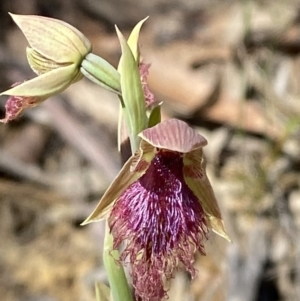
82;141;155;224
139;118;207;153
183;148;230;241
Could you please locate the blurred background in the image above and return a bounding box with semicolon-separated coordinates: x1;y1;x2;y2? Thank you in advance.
0;0;300;300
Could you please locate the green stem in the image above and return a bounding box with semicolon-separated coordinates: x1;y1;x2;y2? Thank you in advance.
103;221;133;301
118;95;141;155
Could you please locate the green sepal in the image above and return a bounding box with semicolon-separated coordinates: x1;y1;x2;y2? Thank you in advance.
0;63;79;98
10;13;91;64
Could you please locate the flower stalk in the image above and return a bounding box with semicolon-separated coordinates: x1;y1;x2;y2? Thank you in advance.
101;20;151;301
103;221;133;301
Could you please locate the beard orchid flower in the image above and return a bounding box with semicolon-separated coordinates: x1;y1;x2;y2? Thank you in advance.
83;118;229;301
0;13;92;122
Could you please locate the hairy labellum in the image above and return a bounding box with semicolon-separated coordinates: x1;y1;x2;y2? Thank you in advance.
0;90;43;123
83;119;230;301
139;62;155;107
109;150;208;301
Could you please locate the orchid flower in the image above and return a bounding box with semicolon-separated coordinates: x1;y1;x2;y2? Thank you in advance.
1;14;120;122
83;118;229;301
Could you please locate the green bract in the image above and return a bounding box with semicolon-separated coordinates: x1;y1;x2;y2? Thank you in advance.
116;19;149;154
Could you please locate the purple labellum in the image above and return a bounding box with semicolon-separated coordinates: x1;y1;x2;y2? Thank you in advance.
109;149;208;301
